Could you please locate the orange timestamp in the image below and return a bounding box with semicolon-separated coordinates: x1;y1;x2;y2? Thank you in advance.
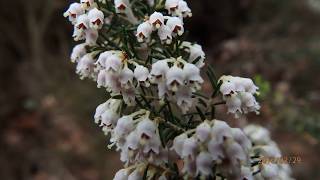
259;156;302;165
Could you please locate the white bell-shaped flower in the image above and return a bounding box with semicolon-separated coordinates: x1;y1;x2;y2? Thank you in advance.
94;101;108;124
166;17;184;36
97;69;107;88
113;169;128;180
114;0;129;13
85;29;99;45
76;54;95;79
96;51;116;70
220;79;237;95
114;116;134;139
240;92;255;107
149;60;169;84
225;94;242;115
207;138;224;161
119;66;134;89
134;65;150;87
128;169;143;180
81;0;95;10
149;12;164;29
72;26;85;41
126;131;140;151
189;44;205;68
142;134;162;154
175;86;193;113
158;25;173;44
260;143;282;158
105;54;123;72
182;42;205;68
111;116;134;149
166;65;184;92
219;76;241;94
196;121;211;142
172;133;188;157
244;125;271;145
182;137;198;159
88;8;104;30
196;152;213;176
239;78;259;94
239;92;260;114
101;109;120;127
177;0;192;18
224;140;247;165
211;120;232;143
105;73;121;93
231;128;252;153
183;63;203;92
136;118;157;140
76;14;90;31
136;21;153;42
165;0;179;14
71;43;87;63
63;3;85;24
261;164;279;179
94;99;121;124
119;148;131;164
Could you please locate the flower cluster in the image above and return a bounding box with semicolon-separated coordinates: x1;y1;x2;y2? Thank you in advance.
94;104;168;179
219;75;260;118
64;2;104;45
113;112;167;166
149;58;203;113
165;0;192;18
96;106;169;178
244;125;294;180
94;98;122;132
96;51;139;105
136;12;184;44
172;120;252;179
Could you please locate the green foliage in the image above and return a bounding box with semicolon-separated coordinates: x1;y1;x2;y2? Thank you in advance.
254;75;270;100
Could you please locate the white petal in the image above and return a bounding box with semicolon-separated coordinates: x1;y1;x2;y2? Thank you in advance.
113;169;128;180
196;152;213;176
172;133;188;157
196;121;211;142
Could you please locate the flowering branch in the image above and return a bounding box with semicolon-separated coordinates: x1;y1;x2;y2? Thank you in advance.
63;0;294;179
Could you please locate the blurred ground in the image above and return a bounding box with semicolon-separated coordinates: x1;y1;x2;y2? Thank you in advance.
0;0;319;179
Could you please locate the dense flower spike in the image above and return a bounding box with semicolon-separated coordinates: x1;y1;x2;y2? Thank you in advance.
172;120;251;178
244;125;294;180
64;1;292;179
70;43;87;63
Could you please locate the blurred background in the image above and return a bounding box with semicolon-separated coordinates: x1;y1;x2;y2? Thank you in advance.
0;0;320;179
